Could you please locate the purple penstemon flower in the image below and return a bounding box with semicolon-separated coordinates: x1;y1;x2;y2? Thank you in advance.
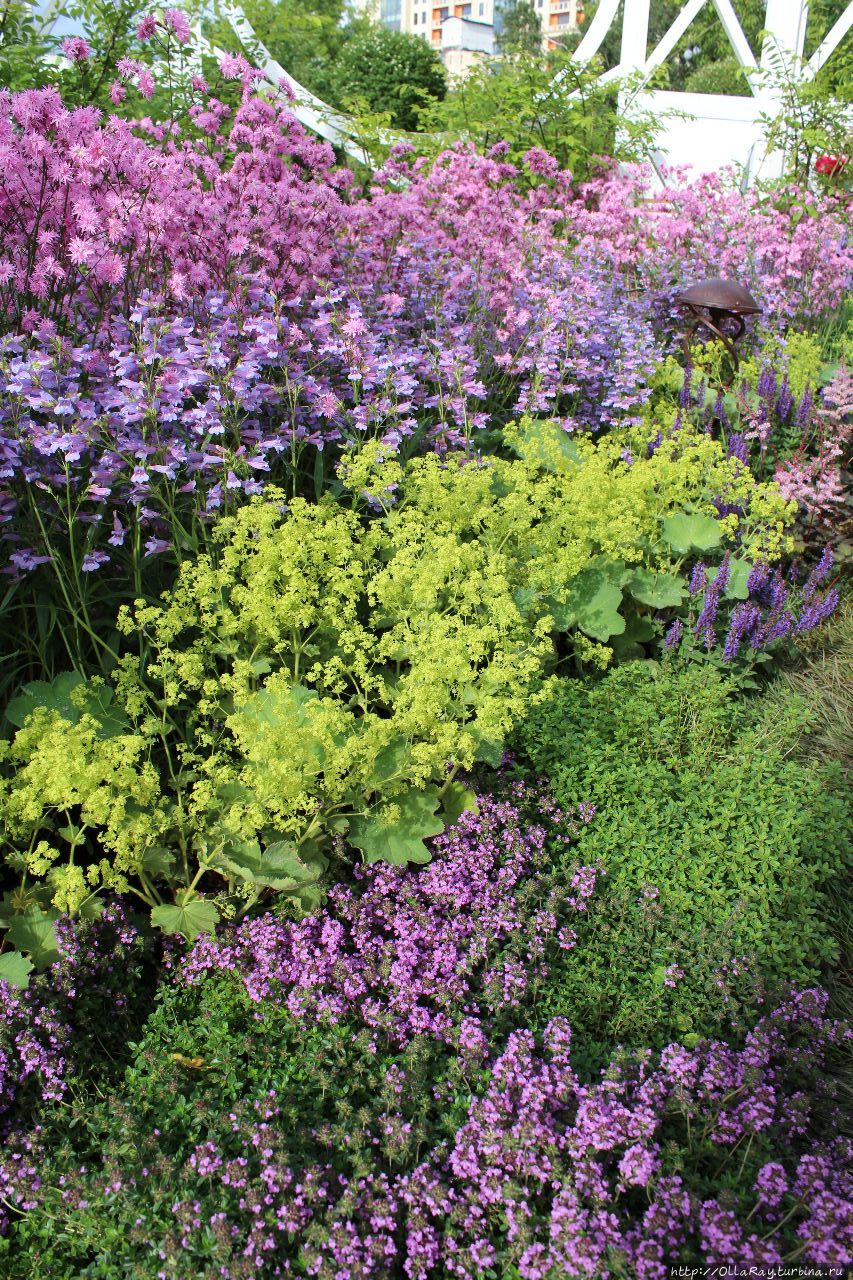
81;550;109;571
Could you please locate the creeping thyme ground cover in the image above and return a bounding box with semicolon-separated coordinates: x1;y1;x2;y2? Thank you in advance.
0;12;850;1277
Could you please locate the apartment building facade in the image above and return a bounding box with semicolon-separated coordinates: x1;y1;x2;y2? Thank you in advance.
379;0;583;55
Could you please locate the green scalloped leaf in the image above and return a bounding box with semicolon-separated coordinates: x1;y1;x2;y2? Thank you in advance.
662;513;722;555
473;737;504;768
565;570;625;642
140;845;179;879
722;558;751;600
440;781;479;827
238;683;318;727
6;907;60;970
0;951;33;988
627;568;686;609
610;614;656;660
371;738;410;786
5;672;128;737
150;898;220;942
349;788;445;866
213;837;326;892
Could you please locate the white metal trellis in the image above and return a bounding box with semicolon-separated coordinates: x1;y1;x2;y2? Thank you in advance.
567;0;853;184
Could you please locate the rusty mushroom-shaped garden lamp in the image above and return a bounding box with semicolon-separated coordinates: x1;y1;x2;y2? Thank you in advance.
674;277;762;383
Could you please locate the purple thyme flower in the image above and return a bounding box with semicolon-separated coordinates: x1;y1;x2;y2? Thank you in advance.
755;1162;788;1212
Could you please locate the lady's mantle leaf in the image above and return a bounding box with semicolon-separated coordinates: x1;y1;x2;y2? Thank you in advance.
6;907;60;970
348;788;445;865
0;951;33;988
150;898;220;942
662;513;722;555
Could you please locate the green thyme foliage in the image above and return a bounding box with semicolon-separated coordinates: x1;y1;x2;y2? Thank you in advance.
517;663;851;1050
0;973;475;1279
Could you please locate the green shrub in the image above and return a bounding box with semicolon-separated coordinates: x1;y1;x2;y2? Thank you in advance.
0;970;476;1278
334;27;447;132
516;662;850;1049
683;57;750;95
766;597;853;770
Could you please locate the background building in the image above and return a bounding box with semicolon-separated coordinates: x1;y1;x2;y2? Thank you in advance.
379;0;583;59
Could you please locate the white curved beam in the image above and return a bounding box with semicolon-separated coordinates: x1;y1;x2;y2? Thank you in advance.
571;0;621;63
644;0;707;73
710;0;759;72
620;0;649;68
214;1;375;162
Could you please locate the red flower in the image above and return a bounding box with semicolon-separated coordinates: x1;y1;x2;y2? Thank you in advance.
815;153;848;177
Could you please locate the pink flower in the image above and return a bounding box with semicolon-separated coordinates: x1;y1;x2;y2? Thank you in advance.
137;68;156;99
93;253;124;285
67;237;94;266
61;37;92;62
218;53;257;82
314;392;339;419
163;8;191;44
524;147;560;178
136;14;158;41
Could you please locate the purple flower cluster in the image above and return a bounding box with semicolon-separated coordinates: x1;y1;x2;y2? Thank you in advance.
0;981;69;1127
677;546;838;661
0;798;850;1272
0;900;146;1131
177;792;598;1047
1;89;850;589
2;988;849;1274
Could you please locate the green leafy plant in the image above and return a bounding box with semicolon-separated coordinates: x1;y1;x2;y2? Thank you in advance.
419;47;661;180
334;25;447;132
0;425;791;939
0;1;53;92
515;662;850;1049
757;44;852;189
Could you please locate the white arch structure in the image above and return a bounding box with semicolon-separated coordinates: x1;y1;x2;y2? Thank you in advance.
591;0;853;183
34;0;853;181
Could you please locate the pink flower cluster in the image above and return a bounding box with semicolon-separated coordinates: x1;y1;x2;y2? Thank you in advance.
177;793;597;1046
775;364;852;522
0;86;347;336
571;164;851;326
1;91;848;588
